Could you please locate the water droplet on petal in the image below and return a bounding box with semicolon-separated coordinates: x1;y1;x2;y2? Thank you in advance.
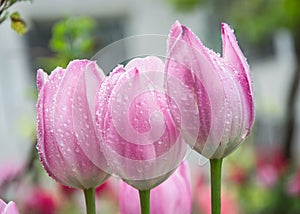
75;147;80;153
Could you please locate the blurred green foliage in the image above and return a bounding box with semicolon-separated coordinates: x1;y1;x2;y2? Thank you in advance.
166;0;300;42
165;0;203;11
50;17;96;59
38;17;97;72
226;0;300;42
0;0;31;34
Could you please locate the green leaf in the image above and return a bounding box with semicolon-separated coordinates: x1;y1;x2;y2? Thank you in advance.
10;11;27;35
49;17;96;58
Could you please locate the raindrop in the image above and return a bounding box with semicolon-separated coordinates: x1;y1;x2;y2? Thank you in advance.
75;147;80;153
136;162;143;173
198;156;209;166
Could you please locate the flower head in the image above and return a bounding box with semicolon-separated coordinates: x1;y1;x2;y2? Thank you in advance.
36;59;109;189
95;56;187;190
166;21;255;159
119;161;192;214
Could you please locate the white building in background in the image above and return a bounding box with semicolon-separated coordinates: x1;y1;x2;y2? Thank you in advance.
0;0;299;169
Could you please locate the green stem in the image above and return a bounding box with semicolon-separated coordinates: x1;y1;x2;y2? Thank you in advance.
83;188;96;214
139;189;150;214
210;158;223;214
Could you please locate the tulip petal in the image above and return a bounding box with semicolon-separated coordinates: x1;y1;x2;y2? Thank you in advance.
72;61;107;170
209;59;244;158
0;199;5;210
0;200;19;214
53;60;105;189
167;21;228;158
95;65;126;175
36;69;48;93
221;23;255;134
84;61;106;120
95;65;126;141
4;201;18;214
37;67;69;186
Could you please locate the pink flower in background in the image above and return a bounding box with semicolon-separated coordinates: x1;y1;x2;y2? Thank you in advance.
22;188;57;214
166;21;255;159
95;56;187;190
36;59;109;189
119;161;192;214
0;199;18;214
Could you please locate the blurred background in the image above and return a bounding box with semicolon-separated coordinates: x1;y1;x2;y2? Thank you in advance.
0;0;300;213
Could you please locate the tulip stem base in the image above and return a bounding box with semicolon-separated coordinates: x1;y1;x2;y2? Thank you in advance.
210;158;223;214
84;188;96;214
139;189;150;214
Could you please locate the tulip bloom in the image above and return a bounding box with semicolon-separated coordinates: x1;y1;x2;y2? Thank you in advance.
36;60;109;189
166;21;255;159
166;21;254;214
94;56;187;191
119;161;192;214
0;199;18;214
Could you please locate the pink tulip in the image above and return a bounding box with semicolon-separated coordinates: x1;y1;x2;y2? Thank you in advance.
95;56;187;190
36;59;110;189
0;199;19;214
165;21;255;159
119;161;192;214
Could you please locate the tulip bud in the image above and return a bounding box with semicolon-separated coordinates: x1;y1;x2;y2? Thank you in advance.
95;56;188;190
119;161;192;214
166;21;255;159
36;60;110;189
